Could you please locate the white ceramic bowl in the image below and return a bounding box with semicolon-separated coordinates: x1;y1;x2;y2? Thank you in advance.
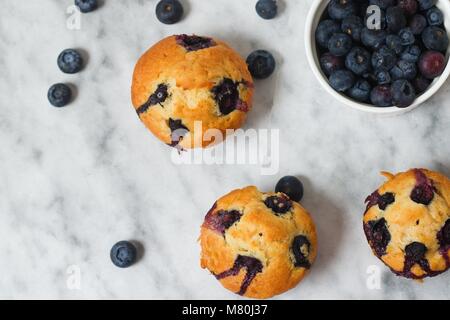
305;0;450;114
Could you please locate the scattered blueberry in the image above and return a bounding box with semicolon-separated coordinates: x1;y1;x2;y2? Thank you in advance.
110;241;137;268
342;15;363;42
422;26;449;52
376;69;392;84
391;79;416;107
398;28;416;45
398;0;418;16
386;6;407;33
316;20;341;49
348;79;372;102
419;50;446;79
386;34;404;54
409;14;427;35
255;0;278;20
57;49;83;74
48;83;72;107
246;50;276;79
372;46;397;70
417;0;436;11
328;0;357;20
371;84;393;107
330;69;355;92
328;33;353;56
345;47;371;75
361;28;387;49
427;6;444;26
275;176;304;202
320;52;344;76
390;59;417;80
75;0;98;13
401;45;422;63
156;0;183;25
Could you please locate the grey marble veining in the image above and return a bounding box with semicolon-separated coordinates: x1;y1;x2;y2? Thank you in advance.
0;0;449;299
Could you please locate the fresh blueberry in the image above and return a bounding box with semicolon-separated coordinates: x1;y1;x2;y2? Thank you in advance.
348;79;372;102
316;20;341;48
256;0;278;20
320;52;344;76
75;0;98;13
246;50;276;79
328;33;353;56
155;0;183;25
372;46;397;70
386;6;407;33
330;69;355;92
57;49;83;74
386;35;403;54
275;176;304;202
361;28;387;49
328;0;357;20
398;0;418;16
345;47;371;75
426;6;444;26
398;28;416;46
422;26;449;52
376;69;392;84
370;84;393;107
391;79;416;107
341;15;363;41
417;0;436;11
110;241;137;268
390;60;417;80
369;0;394;9
48;84;72;107
419;50;446;79
409;14;427;35
413;75;432;93
401;45;422;63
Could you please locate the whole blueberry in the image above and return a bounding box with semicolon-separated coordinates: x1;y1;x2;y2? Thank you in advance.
422;26;449;52
398;28;416;46
370;84;393;107
75;0;98;13
57;49;83;74
316;20;341;48
375;69;392;84
361;28;387;49
390;60;417;80
398;0;418;16
417;0;436;11
328;33;353;56
409;14;427;35
386;35;403;54
246;50;276;79
345;47;371;75
391;79;416;108
156;0;183;25
330;69;355;92
401;45;422;63
110;241;137;268
320;52;344;76
48;83;72;107
372;46;397;70
275;176;304;202
413;75;432;93
328;0;357;20
386;6;407;33
348;79;372;102
419;50;446;79
426;6;444;26
369;0;394;9
341;15;363;41
256;0;278;20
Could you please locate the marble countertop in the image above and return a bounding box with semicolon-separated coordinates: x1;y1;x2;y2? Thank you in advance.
0;0;449;300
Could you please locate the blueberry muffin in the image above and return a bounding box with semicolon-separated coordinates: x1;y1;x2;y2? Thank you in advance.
200;186;317;299
363;169;450;279
131;35;254;149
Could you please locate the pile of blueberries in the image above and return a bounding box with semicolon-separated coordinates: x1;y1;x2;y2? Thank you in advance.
316;0;449;108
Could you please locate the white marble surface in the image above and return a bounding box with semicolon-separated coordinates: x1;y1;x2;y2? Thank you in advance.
0;0;449;300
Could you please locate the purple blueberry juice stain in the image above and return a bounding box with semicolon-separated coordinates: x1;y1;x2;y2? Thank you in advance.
364;191;395;213
215;255;263;296
212;78;248;115
137;84;169;114
175;35;216;52
203;208;243;235
168;118;189;148
292;235;311;269
364;218;391;257
410;169;435;205
264;195;292;215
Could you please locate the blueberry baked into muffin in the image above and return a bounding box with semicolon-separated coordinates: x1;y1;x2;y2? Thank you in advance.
363;169;450;279
131;35;254;149
200;186;317;299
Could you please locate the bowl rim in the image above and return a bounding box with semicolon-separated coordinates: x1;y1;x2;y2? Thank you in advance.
305;0;450;115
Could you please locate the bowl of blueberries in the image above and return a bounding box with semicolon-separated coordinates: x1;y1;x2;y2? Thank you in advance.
305;0;450;114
